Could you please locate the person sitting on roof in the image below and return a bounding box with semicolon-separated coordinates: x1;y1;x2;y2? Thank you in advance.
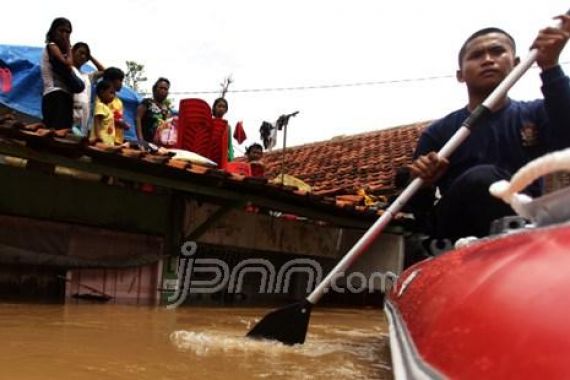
136;77;171;143
245;142;263;162
245;142;265;177
71;42;104;137
408;16;570;243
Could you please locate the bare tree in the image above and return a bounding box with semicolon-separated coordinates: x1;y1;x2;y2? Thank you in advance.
220;75;233;98
125;60;148;93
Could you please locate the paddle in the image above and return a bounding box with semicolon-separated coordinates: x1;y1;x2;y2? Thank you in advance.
247;12;570;345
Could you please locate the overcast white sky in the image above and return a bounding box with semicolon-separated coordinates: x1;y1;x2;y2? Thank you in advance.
2;1;570;153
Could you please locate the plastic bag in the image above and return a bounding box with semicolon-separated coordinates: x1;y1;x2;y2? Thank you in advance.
154;116;178;147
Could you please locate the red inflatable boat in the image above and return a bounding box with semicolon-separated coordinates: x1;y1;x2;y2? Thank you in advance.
385;143;570;379
386;221;570;379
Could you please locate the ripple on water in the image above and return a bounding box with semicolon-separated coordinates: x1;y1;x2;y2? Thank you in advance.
169;328;391;379
169;330;343;357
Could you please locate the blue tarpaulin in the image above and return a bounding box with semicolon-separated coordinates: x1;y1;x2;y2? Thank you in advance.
0;44;141;140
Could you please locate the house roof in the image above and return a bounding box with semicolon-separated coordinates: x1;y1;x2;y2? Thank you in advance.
261;122;430;198
0;117;410;229
260;122;570;206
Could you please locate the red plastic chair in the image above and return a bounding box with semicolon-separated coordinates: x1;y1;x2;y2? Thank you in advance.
226;161;252;176
177;98;232;168
210;118;229;169
177;98;213;159
250;162;265;177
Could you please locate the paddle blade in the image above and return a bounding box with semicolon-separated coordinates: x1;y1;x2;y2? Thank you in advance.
247;300;313;345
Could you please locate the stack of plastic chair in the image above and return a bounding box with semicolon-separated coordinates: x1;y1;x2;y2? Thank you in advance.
177;98;213;160
210;118;229;169
177;98;233;168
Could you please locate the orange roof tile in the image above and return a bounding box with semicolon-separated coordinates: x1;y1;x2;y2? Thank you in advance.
0;118;389;226
0;114;432;223
261;122;430;198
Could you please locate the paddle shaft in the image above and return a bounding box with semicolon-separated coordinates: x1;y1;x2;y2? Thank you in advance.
306;17;569;304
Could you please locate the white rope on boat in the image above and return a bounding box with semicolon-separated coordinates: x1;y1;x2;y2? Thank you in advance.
489;148;570;218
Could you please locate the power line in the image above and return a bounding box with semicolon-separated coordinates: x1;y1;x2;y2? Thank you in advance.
166;74;454;95
147;61;570;96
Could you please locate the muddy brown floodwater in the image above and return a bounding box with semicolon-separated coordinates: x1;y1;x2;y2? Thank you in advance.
0;303;392;379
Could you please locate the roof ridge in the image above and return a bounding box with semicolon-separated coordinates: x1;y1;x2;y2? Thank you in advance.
262;120;431;156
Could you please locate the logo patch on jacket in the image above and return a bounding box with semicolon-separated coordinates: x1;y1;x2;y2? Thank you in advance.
521;122;539;147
